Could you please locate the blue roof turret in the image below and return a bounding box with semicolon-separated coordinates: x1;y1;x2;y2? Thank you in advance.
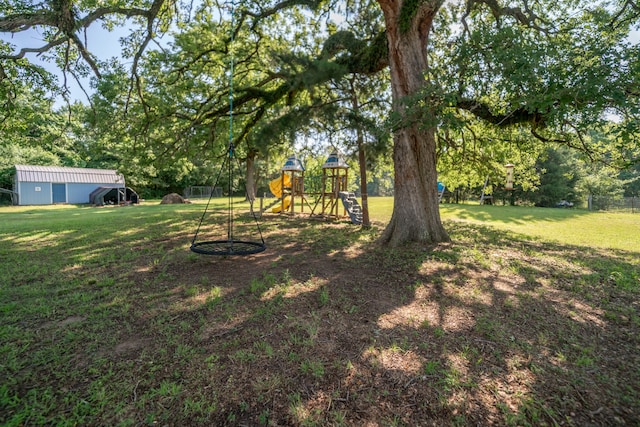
282;154;305;171
322;151;348;169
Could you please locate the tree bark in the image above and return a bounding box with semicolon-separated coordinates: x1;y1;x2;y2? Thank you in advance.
349;77;372;227
245;150;257;202
378;0;450;245
357;134;371;228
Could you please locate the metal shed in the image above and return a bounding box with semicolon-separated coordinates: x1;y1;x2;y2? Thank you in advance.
13;165;125;205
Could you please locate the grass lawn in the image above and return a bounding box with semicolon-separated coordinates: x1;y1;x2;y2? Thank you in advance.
0;198;638;426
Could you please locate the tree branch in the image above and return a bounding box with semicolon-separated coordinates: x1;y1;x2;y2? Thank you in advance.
242;0;324;21
1;37;69;60
611;0;640;29
68;33;101;77
0;11;57;32
1;0;175;91
456;98;542;126
466;0;549;32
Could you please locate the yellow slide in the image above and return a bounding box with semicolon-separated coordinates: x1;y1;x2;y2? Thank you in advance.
269;174;291;198
272;195;291;213
269;175;292;213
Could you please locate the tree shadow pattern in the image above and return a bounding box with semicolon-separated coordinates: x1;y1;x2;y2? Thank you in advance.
1;209;638;426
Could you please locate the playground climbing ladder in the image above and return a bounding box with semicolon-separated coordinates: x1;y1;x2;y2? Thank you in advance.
338;192;363;225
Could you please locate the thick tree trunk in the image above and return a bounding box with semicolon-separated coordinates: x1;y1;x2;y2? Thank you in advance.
378;0;450;245
349;77;371;227
357;136;371;227
245;150;257;202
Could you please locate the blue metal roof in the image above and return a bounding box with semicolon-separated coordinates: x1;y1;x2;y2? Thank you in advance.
281;155;305;172
14;165;125;185
322;151;348;169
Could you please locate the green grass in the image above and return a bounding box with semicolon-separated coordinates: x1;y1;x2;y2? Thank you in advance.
439;203;639;253
2;198;638;255
0;198;638;425
366;198;639;253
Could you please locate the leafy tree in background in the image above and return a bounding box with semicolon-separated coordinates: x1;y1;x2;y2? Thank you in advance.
436;119;544;198
577;166;626;210
620;163;640;197
2;1;639;245
432;2;639;201
0;0;177;102
520;146;582;207
0;58;86;189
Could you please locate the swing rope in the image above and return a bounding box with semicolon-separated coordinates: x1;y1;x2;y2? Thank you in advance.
190;148;227;246
190;0;266;256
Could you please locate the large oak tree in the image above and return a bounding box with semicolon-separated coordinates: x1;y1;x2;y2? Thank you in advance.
2;0;638;245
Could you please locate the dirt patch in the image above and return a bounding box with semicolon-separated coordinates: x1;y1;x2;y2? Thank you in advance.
114;337;154;356
40;315;86;329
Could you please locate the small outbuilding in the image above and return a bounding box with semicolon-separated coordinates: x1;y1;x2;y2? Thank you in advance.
13;165;130;205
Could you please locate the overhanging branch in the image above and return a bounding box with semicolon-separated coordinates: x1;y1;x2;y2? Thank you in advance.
465;0;550;32
611;0;640;28
456;98;542;126
1;0;175;81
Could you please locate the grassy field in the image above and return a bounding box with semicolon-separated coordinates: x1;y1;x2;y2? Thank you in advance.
371;199;640;253
1;198;638;426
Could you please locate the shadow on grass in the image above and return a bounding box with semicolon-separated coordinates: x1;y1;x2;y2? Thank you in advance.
0;208;638;426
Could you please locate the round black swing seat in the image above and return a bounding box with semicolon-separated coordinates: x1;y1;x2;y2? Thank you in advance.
190;240;266;256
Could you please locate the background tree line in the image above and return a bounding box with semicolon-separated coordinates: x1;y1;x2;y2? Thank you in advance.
1;1;639;221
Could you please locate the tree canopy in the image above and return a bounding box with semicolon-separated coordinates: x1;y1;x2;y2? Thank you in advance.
1;0;638;243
